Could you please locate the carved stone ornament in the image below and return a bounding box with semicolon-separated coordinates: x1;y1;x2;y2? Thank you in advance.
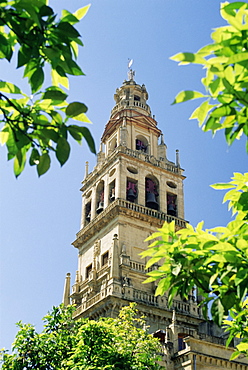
93;239;101;257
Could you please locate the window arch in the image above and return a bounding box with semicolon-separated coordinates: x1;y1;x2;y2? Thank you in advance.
96;181;104;214
85;201;91;224
126;178;138;203
167;192;177;216
109;179;115;202
145;176;159;210
136;135;148;153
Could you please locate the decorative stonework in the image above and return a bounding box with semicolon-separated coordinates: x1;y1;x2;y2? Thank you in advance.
67;76;248;370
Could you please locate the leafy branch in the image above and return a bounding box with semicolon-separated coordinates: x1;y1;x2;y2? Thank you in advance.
171;2;248;152
0;0;96;177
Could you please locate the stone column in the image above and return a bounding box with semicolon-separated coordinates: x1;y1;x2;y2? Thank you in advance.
110;234;119;280
62;272;71;306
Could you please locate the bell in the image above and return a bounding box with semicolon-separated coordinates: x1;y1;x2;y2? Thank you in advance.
86;212;91;222
96;201;104;214
110;188;115;201
167;203;176;216
146;192;159;210
127;188;136;202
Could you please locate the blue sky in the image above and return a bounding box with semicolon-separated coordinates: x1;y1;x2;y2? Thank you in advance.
0;1;247;350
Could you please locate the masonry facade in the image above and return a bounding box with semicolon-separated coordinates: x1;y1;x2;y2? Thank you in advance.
65;72;248;370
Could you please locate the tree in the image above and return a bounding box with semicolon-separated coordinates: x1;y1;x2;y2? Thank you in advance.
0;304;163;370
142;174;248;359
171;1;248;153
142;1;248;360
0;0;96;177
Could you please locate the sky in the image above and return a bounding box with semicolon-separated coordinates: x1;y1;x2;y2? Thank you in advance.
0;0;247;351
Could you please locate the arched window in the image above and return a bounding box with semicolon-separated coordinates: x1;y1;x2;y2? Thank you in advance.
136;135;148;153
126;179;137;203
109;180;115;202
145;176;159;210
96;181;104;214
85;202;91;224
167;193;177;216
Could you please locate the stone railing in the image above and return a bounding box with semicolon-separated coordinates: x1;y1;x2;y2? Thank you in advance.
133;289;159;306
86;293;101;309
130;261;146;272
94;145;180;176
116;146;180;174
117;198;187;228
173;299;190;314
76;198;187;241
111;100;150;115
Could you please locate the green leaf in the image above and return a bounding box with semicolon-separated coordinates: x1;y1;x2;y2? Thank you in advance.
0;127;9;144
76;126;96;153
39;5;54;17
43;88;68;103
74;4;91;20
221;292;236;311
17;46;32;68
29;148;40;166
66;102;87;117
155;278;171;296
59;59;84;76
172;90;206;105
37;153;51;176
211;299;224;326
68;125;82;142
14;148;26;177
170;52;206;65
189;100;213;126
229;351;241;361
61;10;79;24
235;268;247;286
70;113;92;123
30;67;44;93
210;183;235;190
0;81;22;94
56;137;70;166
204;116;222;132
211;105;236;118
236;342;248;352
224;66;235;85
239;192;248;211
57;22;81;38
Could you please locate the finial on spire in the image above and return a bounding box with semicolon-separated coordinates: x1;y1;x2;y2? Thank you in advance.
128;58;135;81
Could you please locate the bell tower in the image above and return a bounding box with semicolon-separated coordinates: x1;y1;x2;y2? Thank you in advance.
67;69;248;370
70;69;199;331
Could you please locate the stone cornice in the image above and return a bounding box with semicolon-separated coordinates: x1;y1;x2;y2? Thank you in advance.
81;145;184;192
73;198;187;248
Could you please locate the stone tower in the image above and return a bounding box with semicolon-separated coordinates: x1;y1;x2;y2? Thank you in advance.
67;71;248;370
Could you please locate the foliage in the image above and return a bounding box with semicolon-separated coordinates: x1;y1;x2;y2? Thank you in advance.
224;298;248;360
141;173;248;358
171;1;248;153
143;1;248;359
0;304;163;370
0;0;96;177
